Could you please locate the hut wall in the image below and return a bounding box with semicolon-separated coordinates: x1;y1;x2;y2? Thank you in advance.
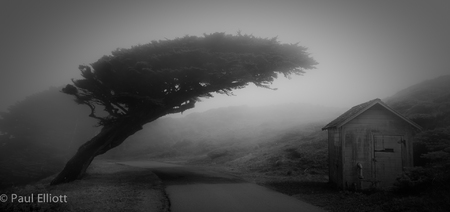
328;128;343;188
340;104;415;189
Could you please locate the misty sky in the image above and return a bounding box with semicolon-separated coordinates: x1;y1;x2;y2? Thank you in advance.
1;0;449;115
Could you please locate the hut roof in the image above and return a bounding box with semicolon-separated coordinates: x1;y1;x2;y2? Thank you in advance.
321;98;422;130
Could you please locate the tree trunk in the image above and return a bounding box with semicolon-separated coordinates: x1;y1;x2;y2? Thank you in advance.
50;118;144;185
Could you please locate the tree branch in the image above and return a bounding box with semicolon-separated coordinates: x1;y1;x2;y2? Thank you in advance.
167;99;196;114
111;102;129;115
101;101;121;118
114;92;164;106
84;101;106;123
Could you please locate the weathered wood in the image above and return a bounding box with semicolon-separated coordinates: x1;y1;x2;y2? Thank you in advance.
324;100;420;190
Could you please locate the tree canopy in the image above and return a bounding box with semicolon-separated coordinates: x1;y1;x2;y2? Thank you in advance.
63;33;317;126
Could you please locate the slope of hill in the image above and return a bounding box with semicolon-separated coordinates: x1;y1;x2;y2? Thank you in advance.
109;74;450;181
385;75;450;129
104;102;342;160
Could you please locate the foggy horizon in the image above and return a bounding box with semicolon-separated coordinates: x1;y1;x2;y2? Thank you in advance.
1;0;450;114
2;2;450;210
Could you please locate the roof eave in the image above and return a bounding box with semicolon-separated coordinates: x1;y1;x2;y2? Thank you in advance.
322;99;423;131
335;100;382;128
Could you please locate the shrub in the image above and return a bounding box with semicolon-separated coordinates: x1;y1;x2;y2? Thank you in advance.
394;167;432;194
396;127;450;193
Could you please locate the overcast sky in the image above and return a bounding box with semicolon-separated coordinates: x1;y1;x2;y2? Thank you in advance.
1;0;449;115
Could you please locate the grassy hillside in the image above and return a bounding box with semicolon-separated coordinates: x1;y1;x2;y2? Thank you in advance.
385;75;450;129
103;103;340;163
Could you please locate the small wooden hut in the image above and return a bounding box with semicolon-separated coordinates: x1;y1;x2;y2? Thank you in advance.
322;98;421;190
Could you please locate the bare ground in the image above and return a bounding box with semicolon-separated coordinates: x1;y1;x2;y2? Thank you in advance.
0;160;170;212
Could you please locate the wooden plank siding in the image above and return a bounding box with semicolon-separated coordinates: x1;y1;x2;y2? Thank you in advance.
324;99;420;190
340;104;415;190
373;135;403;188
328;128;343;188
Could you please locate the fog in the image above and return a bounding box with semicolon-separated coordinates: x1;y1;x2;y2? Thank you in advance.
1;0;449;113
2;2;450;210
104;102;342;159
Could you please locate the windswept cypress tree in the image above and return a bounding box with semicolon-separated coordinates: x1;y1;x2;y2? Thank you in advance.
51;33;317;185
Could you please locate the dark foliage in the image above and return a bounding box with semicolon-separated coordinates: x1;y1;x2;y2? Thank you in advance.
63;33;317;126
395;127;450;194
394;167;433;194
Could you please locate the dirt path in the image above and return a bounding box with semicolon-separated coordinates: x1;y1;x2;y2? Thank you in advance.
1;160;170;212
119;160;325;212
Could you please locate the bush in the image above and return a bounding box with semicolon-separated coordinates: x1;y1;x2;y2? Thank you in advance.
394;167;432;194
396;127;450;193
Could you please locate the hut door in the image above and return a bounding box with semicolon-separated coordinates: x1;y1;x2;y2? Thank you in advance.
373;135;403;188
